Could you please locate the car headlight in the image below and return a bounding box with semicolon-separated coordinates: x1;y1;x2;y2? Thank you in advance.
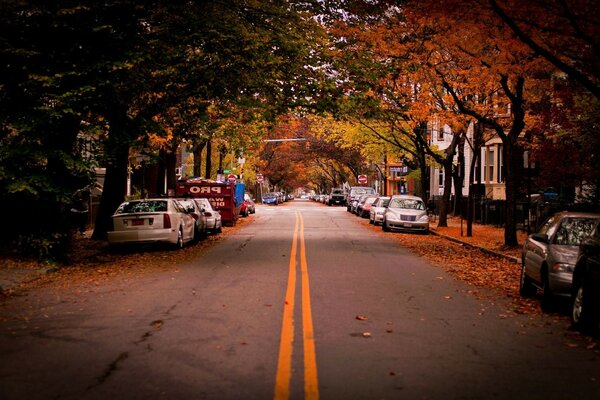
552;263;574;273
386;212;399;221
418;214;429;222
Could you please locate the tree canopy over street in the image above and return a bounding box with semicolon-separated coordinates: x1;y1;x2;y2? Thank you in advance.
1;0;598;257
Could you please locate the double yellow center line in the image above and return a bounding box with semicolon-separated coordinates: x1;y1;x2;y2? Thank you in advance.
274;211;319;400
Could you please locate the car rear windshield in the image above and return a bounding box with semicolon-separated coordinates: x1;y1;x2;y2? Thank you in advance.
116;200;168;214
553;217;600;245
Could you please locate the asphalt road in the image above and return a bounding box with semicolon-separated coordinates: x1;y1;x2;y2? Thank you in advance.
1;200;599;400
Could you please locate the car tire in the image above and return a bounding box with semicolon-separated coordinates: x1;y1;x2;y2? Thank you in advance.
369;218;374;224
175;228;184;249
571;276;598;331
519;263;536;297
382;220;391;232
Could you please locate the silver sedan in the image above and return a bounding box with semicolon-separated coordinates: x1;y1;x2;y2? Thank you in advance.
520;211;600;310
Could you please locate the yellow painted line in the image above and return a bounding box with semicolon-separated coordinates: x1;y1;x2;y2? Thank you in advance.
274;212;299;400
299;212;320;400
274;211;320;400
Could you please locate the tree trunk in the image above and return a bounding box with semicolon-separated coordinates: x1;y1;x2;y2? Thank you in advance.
164;148;177;195
452;137;465;215
193;140;206;177
437;160;454;227
205;139;212;179
92;138;129;240
466;123;483;237
503;139;523;246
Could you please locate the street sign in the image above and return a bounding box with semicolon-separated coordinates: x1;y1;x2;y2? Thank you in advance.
357;174;368;184
257;174;264;183
228;174;237;183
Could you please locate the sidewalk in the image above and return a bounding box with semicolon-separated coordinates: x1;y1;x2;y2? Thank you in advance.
428;215;526;263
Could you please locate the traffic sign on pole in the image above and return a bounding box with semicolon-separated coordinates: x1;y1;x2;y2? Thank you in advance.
228;174;237;183
357;174;368;184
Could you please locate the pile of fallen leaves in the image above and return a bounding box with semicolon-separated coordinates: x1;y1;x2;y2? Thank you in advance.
0;216;254;294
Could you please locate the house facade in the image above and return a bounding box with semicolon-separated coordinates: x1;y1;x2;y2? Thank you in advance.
429;121;506;201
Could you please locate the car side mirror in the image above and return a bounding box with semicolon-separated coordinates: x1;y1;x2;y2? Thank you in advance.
531;233;549;243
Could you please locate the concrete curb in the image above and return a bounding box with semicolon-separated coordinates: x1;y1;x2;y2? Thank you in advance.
429;229;521;265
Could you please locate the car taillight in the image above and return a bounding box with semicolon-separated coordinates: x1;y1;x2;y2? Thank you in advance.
204;212;212;217
190;213;199;220
163;214;171;229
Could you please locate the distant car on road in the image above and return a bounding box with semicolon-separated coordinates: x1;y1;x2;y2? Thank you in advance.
328;189;346;206
262;192;279;205
108;198;196;248
346;186;377;212
520;211;600;311
242;193;256;216
571;222;600;331
382;195;429;233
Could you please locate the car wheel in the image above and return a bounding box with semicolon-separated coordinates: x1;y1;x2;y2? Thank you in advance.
175;228;184;249
369;217;374;224
382;220;391;232
572;277;598;331
216;224;222;234
519;262;536;297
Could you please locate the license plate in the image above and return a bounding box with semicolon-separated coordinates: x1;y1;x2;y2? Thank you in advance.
403;223;412;228
132;219;144;226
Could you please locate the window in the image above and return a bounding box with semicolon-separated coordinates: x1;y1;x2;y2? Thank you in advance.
438;169;444;187
498;148;505;183
488;148;495;182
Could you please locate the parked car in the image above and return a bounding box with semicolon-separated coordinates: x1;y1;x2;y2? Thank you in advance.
242;193;256;215
262;192;279;205
107;198;196;248
359;195;379;218
351;194;368;215
177;198;208;241
328;189;346;206
571;222;600;331
382;195;429;233
369;196;390;225
194;198;223;234
520;211;600;310
346;186;377;212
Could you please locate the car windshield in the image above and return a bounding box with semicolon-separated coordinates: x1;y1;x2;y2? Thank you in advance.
116;200;168;214
553;217;599;245
388;198;425;210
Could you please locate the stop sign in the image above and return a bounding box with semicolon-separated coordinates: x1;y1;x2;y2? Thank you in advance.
228;174;237;183
257;174;264;183
357;174;368;184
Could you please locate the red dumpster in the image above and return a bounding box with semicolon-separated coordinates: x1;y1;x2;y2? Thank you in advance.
175;179;241;226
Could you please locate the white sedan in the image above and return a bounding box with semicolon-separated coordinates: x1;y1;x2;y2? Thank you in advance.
193;198;222;234
108;198;196;248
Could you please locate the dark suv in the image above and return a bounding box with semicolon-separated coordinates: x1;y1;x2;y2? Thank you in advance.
328;189;346;206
